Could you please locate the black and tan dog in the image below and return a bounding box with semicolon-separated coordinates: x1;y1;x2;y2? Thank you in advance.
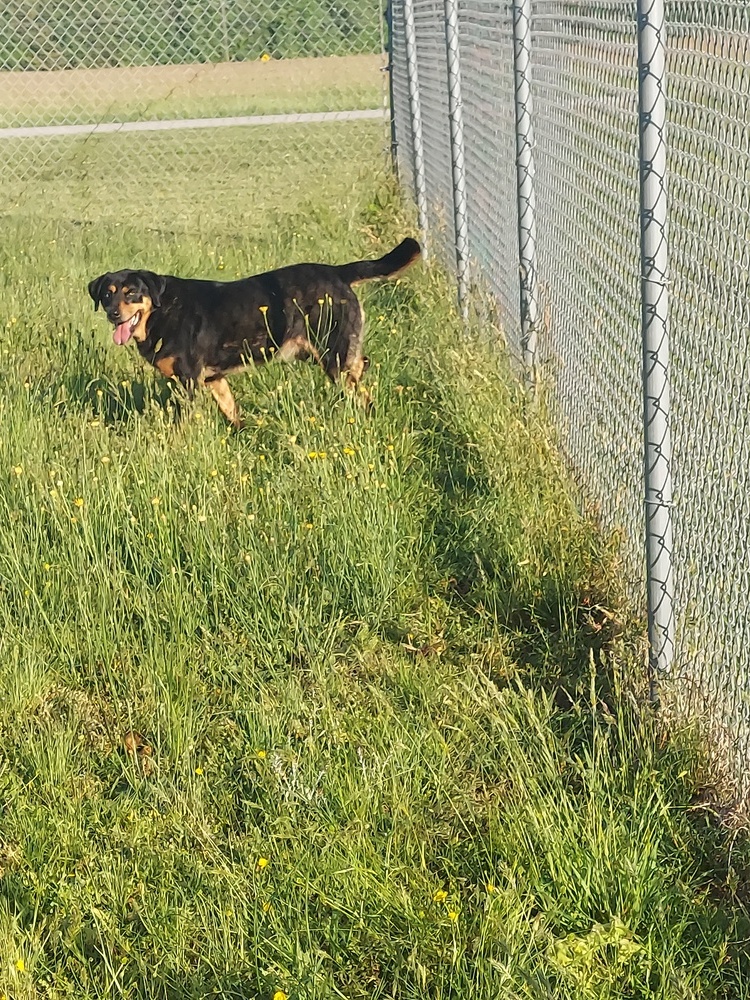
88;237;421;428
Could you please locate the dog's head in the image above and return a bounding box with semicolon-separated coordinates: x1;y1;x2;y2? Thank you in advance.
88;270;167;346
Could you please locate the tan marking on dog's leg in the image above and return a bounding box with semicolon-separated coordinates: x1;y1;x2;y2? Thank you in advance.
154;355;177;379
345;361;372;408
342;300;371;406
207;377;242;428
276;336;322;365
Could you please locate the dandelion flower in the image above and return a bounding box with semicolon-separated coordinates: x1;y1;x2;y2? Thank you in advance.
256;749;267;759
260;52;271;62
433;889;447;903
486;882;496;894
195;766;204;775
448;910;459;922
15;958;24;972
342;447;355;456
73;497;84;508
257;857;269;869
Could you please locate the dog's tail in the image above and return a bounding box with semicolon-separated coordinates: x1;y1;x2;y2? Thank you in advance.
336;238;421;286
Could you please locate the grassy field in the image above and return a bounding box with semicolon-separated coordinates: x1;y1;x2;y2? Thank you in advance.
0;126;748;999
0;55;384;129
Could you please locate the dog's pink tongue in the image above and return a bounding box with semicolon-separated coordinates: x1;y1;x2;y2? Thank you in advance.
113;321;132;346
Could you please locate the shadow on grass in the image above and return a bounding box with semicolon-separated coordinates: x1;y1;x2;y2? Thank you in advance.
399;350;750;994
57;370;181;426
29;328;182;426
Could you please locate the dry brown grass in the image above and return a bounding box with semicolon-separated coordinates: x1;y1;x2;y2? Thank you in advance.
0;53;383;124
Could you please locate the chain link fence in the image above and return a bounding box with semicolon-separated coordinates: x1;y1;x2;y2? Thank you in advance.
1;0;388;231
391;0;750;802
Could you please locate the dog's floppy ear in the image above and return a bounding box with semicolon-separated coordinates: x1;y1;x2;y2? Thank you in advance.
88;274;110;311
137;271;167;309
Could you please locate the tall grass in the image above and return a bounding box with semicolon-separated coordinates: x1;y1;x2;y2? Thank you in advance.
0;169;748;998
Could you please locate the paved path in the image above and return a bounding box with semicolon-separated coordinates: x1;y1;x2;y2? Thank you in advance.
0;108;386;140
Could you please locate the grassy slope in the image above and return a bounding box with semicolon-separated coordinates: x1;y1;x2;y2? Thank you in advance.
0;138;748;998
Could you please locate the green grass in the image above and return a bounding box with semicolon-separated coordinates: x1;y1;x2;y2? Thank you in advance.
2;120;387;227
0;129;748;999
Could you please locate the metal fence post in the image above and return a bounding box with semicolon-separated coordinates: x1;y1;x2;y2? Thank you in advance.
638;0;674;694
444;0;470;319
384;0;399;178
511;0;540;379
402;0;429;257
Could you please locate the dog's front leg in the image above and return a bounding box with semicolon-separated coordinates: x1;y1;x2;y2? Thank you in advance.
203;375;243;430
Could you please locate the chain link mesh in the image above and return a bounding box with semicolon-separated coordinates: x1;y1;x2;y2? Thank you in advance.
1;0;388;231
667;1;750;781
391;0;750;798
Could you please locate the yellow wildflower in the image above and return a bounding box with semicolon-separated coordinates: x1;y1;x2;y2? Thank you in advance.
73;497;84;508
261;52;271;62
11;465;22;476
256;749;267;759
257;857;269;869
15;958;24;972
448;910;459;922
433;889;447;903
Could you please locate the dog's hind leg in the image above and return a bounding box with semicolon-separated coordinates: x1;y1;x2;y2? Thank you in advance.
275;336;322;365
326;300;371;407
